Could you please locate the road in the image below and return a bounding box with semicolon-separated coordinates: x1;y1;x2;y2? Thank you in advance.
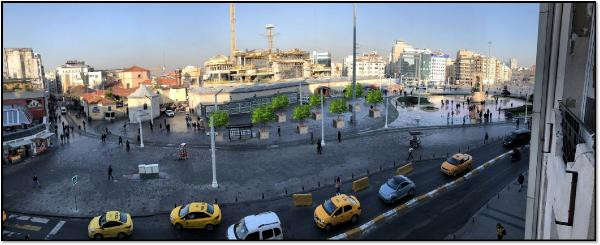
2;140;528;240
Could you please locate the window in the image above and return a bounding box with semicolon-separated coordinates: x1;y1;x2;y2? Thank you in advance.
244;232;260;241
262;229;274;240
343;205;352;212
196;212;210;219
143;103;148;110
400;182;409;188
333;208;342;216
103;221;121;228
138;74;141;78
273;228;281;236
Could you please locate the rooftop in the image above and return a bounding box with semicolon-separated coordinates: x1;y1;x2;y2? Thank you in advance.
3;90;45;100
123;65;150;73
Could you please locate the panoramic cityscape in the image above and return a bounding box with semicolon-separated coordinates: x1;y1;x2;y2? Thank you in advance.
1;2;595;241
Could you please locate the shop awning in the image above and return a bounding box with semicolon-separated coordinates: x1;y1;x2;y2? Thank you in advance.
35;131;54;139
5;139;32;148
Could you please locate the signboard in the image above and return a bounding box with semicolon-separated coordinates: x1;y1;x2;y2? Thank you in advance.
72;175;78;186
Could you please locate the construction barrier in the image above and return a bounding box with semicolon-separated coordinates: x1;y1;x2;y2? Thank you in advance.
396;162;414;176
352;177;369;192
292;193;313;206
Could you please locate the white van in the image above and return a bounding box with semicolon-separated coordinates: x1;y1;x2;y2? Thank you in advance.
227;211;283;240
60;106;67;115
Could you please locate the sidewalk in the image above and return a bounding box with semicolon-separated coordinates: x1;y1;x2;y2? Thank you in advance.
448;171;528;240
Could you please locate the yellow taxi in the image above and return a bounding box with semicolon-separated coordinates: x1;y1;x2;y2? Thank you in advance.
440;153;473;176
88;211;133;240
170;202;221;231
314;194;361;231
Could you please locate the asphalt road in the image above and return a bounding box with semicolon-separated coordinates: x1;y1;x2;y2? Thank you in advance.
2;140;528;240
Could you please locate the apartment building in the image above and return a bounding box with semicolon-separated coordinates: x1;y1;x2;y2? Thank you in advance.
3;48;45;90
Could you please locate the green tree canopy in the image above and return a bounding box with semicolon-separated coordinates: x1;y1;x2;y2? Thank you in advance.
251;105;275;128
329;98;347;120
271;95;289;111
209;110;229;128
344;83;364;99
308;94;321;108
292;104;311;124
366;90;384;106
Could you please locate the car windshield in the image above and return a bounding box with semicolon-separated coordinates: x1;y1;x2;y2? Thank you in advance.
206;204;214;215
234;218;249;239
119;212;127;223
507;133;517;140
99;214;106;227
386;178;400;189
323;199;337;216
446;157;460;165
179;204;190;217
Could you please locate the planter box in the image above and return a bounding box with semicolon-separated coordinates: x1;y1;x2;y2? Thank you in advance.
332;119;345;129
369;108;381;118
348;103;361;112
312;111;322;120
297;124;308;134
277;113;287;123
215;132;223;142
259;129;269;139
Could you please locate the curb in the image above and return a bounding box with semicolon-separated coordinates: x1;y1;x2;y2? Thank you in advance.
329;148;522;240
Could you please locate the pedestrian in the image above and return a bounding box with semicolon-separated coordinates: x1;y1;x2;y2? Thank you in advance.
335;177;342;195
160;123;163;130
118;136;123;145
137;134;141;143
33;175;40;188
463;116;466;125
60;134;64;144
518;174;525;192
516;118;520;128
108;165;114;180
496;223;506;240
337;131;341;143
150;123;153;132
278;126;281;137
310;132;314;144
126;140;130;152
485;132;489;144
317;139;322;154
407;147;414;160
55;128;58;135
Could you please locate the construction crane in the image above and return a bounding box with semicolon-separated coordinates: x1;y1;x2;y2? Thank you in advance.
262;24;279;54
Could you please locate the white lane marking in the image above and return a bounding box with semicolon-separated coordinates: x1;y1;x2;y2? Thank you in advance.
383;209;397;218
463;172;472;179
405;199;417;207
427;190;437;198
444;182;454;189
329;233;347;240
44;220;66;240
30;217;50;224
16;215;30;221
359;220;375;231
3;230;21;238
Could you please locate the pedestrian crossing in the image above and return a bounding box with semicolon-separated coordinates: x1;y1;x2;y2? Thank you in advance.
2;213;66;240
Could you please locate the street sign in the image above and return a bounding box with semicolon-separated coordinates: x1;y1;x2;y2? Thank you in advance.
72;175;78;186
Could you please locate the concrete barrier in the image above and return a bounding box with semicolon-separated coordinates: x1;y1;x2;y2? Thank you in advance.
352;177;369;192
396;163;414;176
292;193;313;206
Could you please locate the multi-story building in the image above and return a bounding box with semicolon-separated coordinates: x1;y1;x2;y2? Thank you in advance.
525;2;595;240
430;53;449;85
87;71;105;89
398;48;431;83
509;57;518;70
445;59;456;85
455;49;475;85
117;65;151;89
3;48;45;90
331;62;343;78
181;65;202;87
388;40;413;77
56;60;91;94
343;51;386;78
311;51;332;68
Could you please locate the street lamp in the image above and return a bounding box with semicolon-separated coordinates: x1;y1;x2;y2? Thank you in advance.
524;92;528;126
320;88;325;146
210;88;224;188
138;114;144;148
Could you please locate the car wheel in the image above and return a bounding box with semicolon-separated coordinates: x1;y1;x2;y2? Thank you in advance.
93;234;103;240
205;224;214;231
408;188;415;197
325;224;332;231
174;223;183;230
117;232;127;240
351;215;359;224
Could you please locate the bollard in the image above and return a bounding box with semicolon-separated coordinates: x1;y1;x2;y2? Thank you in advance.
446;152;449;157
302;185;305;191
419;155;422;160
174;203;177;208
352;172;354;178
235;196;238;203
472;217;475;223
393;161;396;166
379;165;382;171
433;153;435;158
497;193;500;199
318;181;320;187
285;189;288;195
366;169;369;175
215;198;218;204
467;146;470;150
262;193;264;199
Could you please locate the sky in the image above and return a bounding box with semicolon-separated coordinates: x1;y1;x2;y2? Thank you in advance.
3;3;539;73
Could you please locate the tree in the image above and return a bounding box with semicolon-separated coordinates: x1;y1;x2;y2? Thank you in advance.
292;104;311;125
209;110;229;128
251;105;275;130
271;95;289;112
344;83;364;99
308;94;321;109
366;90;383;108
329;98;347;120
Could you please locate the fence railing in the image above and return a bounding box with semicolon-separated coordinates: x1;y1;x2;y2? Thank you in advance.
559;101;594;163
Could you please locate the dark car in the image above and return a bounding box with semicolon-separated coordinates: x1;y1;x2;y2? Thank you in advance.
503;129;531;148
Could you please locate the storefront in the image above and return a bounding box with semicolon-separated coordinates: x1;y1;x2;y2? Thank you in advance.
4;139;32;164
32;130;54;155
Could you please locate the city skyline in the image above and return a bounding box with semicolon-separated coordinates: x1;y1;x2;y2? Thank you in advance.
3;3;539;72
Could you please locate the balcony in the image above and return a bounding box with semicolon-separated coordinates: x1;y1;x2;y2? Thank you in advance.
559;101;595;163
2;123;47;142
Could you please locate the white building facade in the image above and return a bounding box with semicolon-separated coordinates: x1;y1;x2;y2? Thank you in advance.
56;60;91;93
429;53;449;85
343;51;385;78
2;48;45;90
87;71;104;89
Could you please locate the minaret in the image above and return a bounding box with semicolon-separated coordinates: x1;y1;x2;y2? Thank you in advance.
229;3;236;64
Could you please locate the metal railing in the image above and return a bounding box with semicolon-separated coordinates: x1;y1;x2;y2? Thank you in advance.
2;124;47;142
559;101;595;163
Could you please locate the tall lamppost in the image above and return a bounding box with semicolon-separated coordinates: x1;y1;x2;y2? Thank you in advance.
320;88;325;146
138;113;144;148
210;88;224;188
524;92;528;126
351;3;357;126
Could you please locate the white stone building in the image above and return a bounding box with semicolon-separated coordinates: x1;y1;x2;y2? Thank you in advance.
343;51;385;78
87;71;105;89
56;60;91;93
3;48;45;90
127;85;160;123
430;53;449;85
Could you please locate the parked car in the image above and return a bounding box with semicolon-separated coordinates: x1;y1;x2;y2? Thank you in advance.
314;194;361;231
170;202;221;230
165;110;175;117
60;106;67;115
440;153;473;176
503;129;531;148
378;175;416;203
227;211;283;240
88;211;133;240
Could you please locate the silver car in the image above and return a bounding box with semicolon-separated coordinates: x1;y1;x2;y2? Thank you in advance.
378;175;416;203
